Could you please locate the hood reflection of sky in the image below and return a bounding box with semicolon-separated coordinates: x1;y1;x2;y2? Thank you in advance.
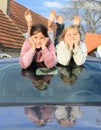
0;106;101;129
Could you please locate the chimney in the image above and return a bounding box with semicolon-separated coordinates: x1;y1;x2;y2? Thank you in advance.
0;0;10;15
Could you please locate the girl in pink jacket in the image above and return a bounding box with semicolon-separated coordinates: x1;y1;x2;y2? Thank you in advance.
19;23;57;69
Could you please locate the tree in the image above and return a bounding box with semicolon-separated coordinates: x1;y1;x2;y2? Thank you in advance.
58;0;101;38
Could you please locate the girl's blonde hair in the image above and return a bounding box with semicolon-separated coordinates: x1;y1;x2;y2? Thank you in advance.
59;25;80;42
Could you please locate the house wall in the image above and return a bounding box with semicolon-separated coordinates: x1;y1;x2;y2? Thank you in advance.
0;0;10;15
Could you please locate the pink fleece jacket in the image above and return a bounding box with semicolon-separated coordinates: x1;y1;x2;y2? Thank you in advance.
19;39;57;69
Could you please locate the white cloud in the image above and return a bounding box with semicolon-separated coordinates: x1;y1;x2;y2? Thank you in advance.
43;1;63;8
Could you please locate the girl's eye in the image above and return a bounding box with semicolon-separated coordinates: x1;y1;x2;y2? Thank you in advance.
40;37;45;40
33;36;37;39
33;37;44;40
74;32;79;36
68;34;71;36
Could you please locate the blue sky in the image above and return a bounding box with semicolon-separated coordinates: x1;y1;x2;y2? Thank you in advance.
14;0;68;18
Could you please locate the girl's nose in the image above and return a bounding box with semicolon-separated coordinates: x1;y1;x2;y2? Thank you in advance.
37;38;41;43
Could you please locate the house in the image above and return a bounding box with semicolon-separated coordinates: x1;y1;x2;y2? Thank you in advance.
0;0;50;56
84;33;101;54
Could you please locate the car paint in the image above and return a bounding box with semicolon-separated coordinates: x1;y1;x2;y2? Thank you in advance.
0;105;101;130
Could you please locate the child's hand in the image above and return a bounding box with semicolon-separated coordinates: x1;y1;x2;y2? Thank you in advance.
28;37;36;50
65;39;73;50
41;38;49;49
69;44;73;50
73;34;80;47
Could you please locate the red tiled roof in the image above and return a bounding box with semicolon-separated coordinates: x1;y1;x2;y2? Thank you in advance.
0;0;49;49
9;0;48;33
0;9;25;49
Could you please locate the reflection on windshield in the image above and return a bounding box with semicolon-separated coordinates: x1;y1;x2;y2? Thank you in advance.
21;62;84;91
21;62;58;90
56;64;83;85
21;67;57;90
24;105;82;127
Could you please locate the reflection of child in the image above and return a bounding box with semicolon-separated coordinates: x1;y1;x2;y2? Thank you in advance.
25;105;55;127
57;64;83;85
54;105;82;127
19;10;57;69
21;67;53;90
25;106;46;127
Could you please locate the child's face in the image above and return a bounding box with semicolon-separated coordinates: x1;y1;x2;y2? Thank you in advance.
64;28;80;44
31;32;46;48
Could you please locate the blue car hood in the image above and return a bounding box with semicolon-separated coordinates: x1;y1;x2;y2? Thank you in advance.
0;105;101;130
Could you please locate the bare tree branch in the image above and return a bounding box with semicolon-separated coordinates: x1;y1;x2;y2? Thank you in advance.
58;0;101;35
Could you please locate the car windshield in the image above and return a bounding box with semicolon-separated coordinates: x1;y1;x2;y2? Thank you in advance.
0;57;101;105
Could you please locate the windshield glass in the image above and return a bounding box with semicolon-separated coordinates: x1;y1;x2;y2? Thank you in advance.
0;58;101;105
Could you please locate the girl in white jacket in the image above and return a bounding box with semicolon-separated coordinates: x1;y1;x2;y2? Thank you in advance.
47;10;87;66
56;25;87;66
